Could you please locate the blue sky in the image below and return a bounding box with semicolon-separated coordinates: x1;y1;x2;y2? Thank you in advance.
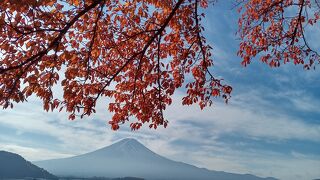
0;1;320;180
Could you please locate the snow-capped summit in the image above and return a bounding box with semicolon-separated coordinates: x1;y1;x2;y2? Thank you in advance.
86;138;155;157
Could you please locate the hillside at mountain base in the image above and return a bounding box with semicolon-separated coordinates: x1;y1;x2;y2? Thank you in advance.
0;150;57;179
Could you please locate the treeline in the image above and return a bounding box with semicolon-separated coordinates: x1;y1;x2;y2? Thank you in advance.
60;177;144;180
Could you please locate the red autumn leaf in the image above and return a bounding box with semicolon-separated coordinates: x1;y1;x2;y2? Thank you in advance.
11;0;319;131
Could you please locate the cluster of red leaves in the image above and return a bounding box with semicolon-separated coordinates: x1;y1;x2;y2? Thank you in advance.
0;0;231;130
238;0;320;69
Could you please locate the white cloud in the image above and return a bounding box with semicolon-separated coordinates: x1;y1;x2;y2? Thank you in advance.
0;97;116;155
0;144;73;161
163;92;320;142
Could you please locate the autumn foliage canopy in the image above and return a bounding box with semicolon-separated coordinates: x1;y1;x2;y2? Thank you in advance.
0;0;318;130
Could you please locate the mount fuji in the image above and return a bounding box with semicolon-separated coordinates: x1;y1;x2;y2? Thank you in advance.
34;138;277;180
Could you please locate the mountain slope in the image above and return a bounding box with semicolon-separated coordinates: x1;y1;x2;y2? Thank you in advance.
0;150;57;179
34;138;277;180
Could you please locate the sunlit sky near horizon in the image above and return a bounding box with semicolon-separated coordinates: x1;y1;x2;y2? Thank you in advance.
0;1;320;180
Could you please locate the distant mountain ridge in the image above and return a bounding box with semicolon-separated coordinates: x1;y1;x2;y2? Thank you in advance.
0;150;57;179
35;138;278;180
